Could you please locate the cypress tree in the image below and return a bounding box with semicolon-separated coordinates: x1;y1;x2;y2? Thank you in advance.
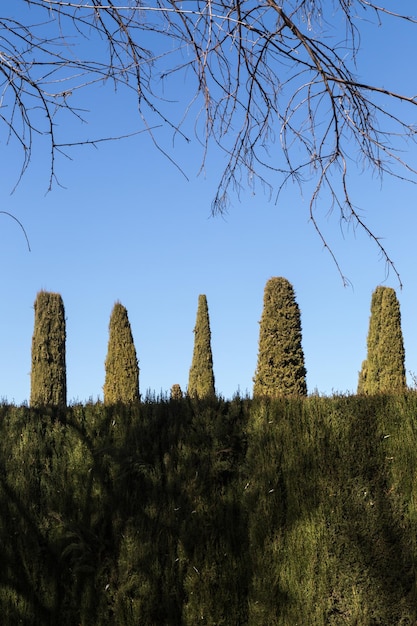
357;360;368;395
188;294;215;399
30;290;67;408
358;286;406;394
170;383;183;400
253;277;307;397
103;302;140;404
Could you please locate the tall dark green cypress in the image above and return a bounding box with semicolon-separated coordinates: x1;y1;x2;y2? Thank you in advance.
358;286;406;394
30;290;67;408
253;277;307;397
103;302;140;404
188;294;215;399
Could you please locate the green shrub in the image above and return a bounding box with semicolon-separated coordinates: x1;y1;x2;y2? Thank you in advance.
0;395;416;624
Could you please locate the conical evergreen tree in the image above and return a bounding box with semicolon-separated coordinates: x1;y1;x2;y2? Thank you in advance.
30;290;67;408
357;360;368;395
170;383;183;400
253;277;307;397
188;294;215;399
103;302;140;404
358;286;406;394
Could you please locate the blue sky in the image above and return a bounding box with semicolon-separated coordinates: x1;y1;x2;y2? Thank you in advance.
1;2;417;403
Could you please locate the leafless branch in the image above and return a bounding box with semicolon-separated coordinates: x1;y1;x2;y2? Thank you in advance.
1;1;417;281
0;211;31;251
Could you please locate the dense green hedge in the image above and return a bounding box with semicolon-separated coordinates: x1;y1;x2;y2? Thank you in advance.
0;394;416;624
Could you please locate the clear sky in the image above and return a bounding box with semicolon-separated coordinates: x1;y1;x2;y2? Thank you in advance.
1;2;417;403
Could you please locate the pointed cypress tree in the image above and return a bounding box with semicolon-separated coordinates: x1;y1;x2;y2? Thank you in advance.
170;383;183;400
357;359;368;395
103;302;140;404
253;277;307;397
188;294;215;399
358;286;406;394
30;290;67;408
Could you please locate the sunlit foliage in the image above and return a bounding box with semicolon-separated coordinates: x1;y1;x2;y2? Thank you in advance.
30;291;67;408
103;302;140;404
358;286;406;394
253;277;307;398
188;295;215;399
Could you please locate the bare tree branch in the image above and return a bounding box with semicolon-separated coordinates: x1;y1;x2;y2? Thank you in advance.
0;211;31;251
2;1;417;281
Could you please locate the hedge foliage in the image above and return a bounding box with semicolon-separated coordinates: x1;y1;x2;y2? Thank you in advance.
0;394;417;624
